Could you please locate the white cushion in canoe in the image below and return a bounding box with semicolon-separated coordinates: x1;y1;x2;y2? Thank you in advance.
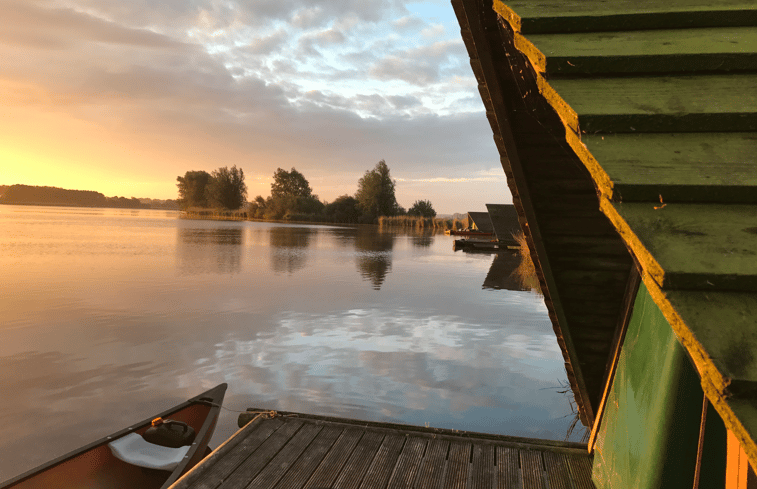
108;433;191;471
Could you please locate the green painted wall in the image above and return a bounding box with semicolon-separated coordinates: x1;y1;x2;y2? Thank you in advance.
592;282;705;489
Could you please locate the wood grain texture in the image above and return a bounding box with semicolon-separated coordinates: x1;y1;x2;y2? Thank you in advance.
551;74;757;133
414;439;449;489
583;132;757;203
610;201;757;291
497;0;757;33
386;437;427;489
359;435;406;489
529;27;757;75
217;419;303;489
496;446;520;489
442;442;472;489
302;428;364;489
543;452;571;489
247;423;322;489
189;418;285;489
520;450;546;489
273;426;343;489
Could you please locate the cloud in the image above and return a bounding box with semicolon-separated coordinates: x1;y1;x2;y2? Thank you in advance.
369;39;466;86
393;15;426;32
240;28;288;55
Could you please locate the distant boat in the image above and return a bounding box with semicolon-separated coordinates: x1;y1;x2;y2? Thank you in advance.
0;384;227;489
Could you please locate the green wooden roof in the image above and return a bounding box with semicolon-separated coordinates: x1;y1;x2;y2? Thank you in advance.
453;0;757;469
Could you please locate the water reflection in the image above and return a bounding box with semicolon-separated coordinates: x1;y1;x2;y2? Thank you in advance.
269;226;314;275
410;231;434;248
176;226;243;275
483;252;529;291
354;229;394;290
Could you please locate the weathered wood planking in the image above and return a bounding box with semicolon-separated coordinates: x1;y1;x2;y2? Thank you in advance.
171;413;596;489
550;75;757;133
604;201;757;291
527;27;757;75
583;133;757;203
497;0;757;33
663;289;757;390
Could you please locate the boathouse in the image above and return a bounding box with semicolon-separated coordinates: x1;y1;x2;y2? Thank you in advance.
486;203;520;244
466;211;494;233
453;0;757;487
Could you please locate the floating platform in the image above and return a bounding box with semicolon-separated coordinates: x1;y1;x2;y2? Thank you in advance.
169;409;595;489
453;239;518;252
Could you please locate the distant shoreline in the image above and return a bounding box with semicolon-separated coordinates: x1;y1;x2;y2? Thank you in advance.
0;202;180;210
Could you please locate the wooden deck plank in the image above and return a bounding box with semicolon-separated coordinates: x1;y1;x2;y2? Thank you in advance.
414;439;450;489
333;431;385;489
359;435;406;489
174;413;596;489
520;451;546;489
550;74;757;133
527;27;757;75
217;419;304;489
302;428;364;489
543;452;571;489
471;444;495;489
386;437;427;489
496;446;520;489
246;423;322;489
582;132;757;203
189;418;285;489
272;425;344;489
566;455;595;489
442;442;471;489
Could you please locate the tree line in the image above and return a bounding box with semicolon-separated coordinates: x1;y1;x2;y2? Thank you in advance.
177;160;436;224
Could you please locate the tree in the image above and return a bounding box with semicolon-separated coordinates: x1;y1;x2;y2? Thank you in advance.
408;199;436;218
176;170;212;208
207;165;247;209
271;168;312;199
355;160;400;222
324;195;361;223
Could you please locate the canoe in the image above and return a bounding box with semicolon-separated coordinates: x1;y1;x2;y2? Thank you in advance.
0;383;227;489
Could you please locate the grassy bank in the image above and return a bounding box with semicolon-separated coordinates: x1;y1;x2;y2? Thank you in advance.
512;231;541;293
377;216;466;231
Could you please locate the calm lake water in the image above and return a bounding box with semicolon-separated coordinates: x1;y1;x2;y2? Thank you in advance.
0;205;579;480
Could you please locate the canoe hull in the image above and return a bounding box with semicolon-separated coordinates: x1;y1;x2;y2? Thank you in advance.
0;384;227;489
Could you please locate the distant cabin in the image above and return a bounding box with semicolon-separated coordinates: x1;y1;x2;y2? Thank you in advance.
486;203;520;244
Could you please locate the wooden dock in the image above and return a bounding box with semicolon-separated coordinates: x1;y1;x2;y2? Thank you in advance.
169;410;596;489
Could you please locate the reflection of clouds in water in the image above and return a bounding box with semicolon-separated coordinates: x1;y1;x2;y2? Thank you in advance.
194;307;572;439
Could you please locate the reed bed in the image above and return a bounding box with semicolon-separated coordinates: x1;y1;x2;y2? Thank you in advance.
377;216;465;231
512;231;542;294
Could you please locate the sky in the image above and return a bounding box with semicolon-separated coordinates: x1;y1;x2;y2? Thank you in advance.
0;0;512;214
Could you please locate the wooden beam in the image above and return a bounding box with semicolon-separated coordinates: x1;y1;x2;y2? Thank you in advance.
527;27;757;75
497;0;757;34
551;74;757;133
583;133;757;203
604;200;757;291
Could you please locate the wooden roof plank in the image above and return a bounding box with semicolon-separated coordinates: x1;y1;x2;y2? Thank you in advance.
607;201;757;291
498;0;757;33
550;74;757;133
527;27;757;75
664;289;757;390
583;133;757;202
